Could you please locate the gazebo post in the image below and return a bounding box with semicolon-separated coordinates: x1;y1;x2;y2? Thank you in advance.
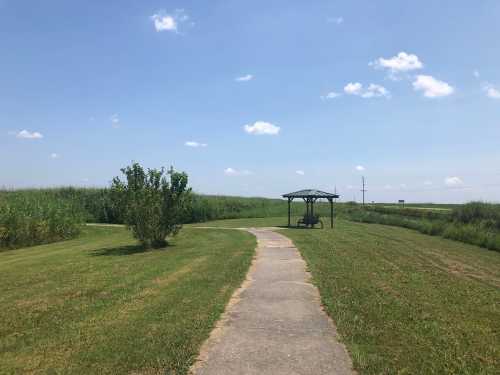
329;198;333;228
287;197;291;227
303;198;308;224
310;198;315;228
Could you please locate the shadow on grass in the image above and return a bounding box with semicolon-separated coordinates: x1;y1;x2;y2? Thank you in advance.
277;225;331;230
91;243;175;256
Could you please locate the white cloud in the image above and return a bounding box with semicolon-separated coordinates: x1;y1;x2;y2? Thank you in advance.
362;84;390;98
235;74;253;82
445;176;463;187
224;167;252;176
243;121;280;135
50;153;59;159
295;170;305;175
151;9;190;33
344;82;390;98
384;184;393;190
400;183;407;188
413;75;454;98
320;91;341;100
185;141;207;148
152;14;177;32
424;180;433;186
355;165;365;171
473;70;480;78
16;130;43;139
371;52;423;74
110;114;120;128
482;83;500;99
487;87;500;99
327;17;343;24
344;82;362;95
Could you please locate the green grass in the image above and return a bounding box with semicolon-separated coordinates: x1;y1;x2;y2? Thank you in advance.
187;216;292;228
282;220;500;374
345;204;500;252
0;225;255;374
187;215;342;229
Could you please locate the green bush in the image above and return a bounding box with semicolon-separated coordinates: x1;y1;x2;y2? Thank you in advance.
111;163;191;248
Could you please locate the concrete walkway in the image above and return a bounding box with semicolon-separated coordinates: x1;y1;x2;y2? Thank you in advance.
191;228;354;375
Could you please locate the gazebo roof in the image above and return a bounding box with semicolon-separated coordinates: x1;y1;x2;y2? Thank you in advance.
282;189;340;199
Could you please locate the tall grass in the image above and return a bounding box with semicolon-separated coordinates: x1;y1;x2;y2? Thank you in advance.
0;187;344;249
344;202;500;252
0;188;339;224
0;191;84;250
9;186;498;253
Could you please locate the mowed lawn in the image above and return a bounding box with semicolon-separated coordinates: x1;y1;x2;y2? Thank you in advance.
188;216;294;228
0;226;255;374
283;220;500;374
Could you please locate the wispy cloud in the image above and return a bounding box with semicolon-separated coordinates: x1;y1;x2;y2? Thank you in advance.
110;114;120;128
243;121;280;135
473;70;480;78
185;141;207;148
224;167;253;176
295;170;305;176
50;153;60;159
16;130;43;139
327;17;343;25
482;82;500;99
355;165;365;171
235;74;253;82
445;176;463;187
344;82;390;98
151;9;191;33
320;91;341;100
413;75;454;98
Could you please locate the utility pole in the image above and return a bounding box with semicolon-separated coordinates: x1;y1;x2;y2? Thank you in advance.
361;176;367;206
334;185;337;203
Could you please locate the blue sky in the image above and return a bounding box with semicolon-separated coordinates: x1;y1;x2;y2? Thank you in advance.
2;0;500;203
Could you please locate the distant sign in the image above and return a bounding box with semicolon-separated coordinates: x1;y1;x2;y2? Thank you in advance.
398;200;405;203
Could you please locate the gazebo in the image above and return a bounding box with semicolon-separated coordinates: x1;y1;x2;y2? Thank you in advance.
282;189;340;228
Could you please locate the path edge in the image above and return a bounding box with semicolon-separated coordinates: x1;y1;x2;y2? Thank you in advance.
188;228;260;374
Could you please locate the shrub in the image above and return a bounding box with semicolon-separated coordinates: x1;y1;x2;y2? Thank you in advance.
111;163;191;248
451;201;500;228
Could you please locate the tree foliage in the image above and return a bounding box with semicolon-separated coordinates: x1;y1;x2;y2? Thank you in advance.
111;162;191;248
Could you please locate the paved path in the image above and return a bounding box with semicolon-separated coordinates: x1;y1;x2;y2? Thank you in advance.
191;228;354;375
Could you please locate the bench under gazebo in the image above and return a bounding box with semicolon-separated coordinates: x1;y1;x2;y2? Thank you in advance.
282;189;340;228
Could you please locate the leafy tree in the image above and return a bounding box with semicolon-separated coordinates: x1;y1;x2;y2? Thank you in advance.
111;162;191;248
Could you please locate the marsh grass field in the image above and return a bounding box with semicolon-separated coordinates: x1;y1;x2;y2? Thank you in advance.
0;225;255;374
2;192;500;374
